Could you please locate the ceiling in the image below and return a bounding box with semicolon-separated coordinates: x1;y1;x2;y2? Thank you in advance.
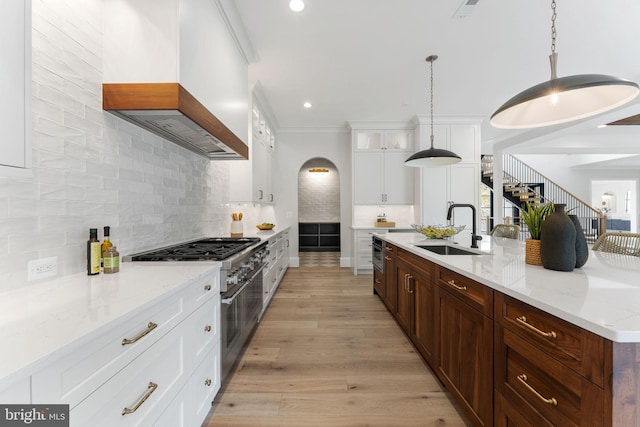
233;0;640;168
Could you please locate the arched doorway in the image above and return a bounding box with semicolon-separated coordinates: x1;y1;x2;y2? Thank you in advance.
297;158;340;267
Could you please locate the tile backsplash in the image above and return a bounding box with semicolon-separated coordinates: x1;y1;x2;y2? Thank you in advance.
0;0;240;291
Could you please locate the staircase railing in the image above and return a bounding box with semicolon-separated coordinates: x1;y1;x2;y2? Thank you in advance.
482;154;602;242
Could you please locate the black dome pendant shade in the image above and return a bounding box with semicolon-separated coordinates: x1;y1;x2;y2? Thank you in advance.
405;142;461;167
405;55;461;167
490;2;639;129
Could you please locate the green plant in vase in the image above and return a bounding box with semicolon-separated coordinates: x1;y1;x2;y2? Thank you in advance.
521;201;554;265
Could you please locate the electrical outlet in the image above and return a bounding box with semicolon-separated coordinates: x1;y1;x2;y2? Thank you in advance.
28;256;58;281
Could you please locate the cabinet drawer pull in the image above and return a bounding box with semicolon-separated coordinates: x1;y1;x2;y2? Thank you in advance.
447;279;467;291
517;374;558;406
204;284;212;291
204;325;212;332
375;278;382;284
407;274;414;294
122;382;158;415
385;247;393;252
385;256;392;261
205;378;212;387
122;322;158;346
516;316;557;338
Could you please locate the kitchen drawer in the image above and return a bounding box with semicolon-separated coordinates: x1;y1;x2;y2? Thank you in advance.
32;289;186;408
189;294;220;371
435;266;492;317
356;253;373;269
383;242;397;257
356;233;374;253
397;248;431;278
188;271;219;309
497;327;604;427
189;345;220;426
497;293;605;387
70;323;187;427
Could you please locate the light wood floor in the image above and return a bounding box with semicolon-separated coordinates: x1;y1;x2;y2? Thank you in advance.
203;266;471;427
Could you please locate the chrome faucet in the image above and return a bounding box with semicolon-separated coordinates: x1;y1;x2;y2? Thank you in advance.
446;203;482;249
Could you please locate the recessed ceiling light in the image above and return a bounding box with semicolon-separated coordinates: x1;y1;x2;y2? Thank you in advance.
303;102;312;108
289;0;304;12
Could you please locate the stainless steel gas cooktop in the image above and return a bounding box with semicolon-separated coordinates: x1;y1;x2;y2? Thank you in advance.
126;237;261;261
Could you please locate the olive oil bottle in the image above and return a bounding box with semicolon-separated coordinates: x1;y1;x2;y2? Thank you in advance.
87;228;101;275
101;226;112;267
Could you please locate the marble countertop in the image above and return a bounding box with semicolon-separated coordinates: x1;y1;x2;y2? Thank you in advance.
0;262;221;384
376;231;640;343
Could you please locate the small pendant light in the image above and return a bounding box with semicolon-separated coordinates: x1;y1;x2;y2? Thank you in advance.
405;55;461;167
490;0;639;129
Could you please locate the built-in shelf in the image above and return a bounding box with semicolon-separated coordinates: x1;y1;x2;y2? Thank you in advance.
299;222;340;252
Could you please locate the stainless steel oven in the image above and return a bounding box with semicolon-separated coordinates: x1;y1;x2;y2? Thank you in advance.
220;242;267;383
372;236;384;273
126;237;268;385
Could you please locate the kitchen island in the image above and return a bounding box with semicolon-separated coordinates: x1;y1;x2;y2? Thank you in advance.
375;231;640;427
0;262;221;426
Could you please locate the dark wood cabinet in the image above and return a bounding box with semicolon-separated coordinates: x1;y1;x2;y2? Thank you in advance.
372;240;640;427
382;243;397;312
395;255;414;334
494;293;606;427
437;276;493;427
373;267;384;299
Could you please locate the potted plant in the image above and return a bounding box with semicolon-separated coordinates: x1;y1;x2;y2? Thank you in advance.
520;201;554;265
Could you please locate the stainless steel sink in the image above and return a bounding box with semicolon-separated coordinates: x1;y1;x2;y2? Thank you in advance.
416;245;480;255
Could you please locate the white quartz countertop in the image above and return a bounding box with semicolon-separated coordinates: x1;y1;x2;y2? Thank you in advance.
0;262;220;383
376;231;640;343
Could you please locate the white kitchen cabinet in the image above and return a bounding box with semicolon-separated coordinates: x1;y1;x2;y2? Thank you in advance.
352;128;414;205
352;229;376;275
70;324;187;427
416;122;481;227
229;90;275;203
0;0;31;173
30;270;221;427
260;229;290;319
188;346;220;426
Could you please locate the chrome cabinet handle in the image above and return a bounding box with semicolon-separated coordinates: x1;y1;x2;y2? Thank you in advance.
517;374;558;406
447;279;467;291
385;256;392;261
375;278;382;284
407;274;414;294
122;322;157;346
122;382;158;415
204;325;212;332
516;316;557;338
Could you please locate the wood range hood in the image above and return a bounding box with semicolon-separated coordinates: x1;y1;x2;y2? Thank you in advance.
102;83;249;160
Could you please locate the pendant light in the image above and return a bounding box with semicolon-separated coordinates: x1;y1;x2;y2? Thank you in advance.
405;55;461;167
490;0;639;129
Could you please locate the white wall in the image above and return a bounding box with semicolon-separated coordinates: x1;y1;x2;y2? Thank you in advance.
0;0;249;291
273;130;351;266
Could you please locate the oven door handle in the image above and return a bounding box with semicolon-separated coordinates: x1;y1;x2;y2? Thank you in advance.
221;263;266;305
221;281;250;305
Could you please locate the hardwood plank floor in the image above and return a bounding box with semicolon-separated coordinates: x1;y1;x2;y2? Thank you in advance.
203;267;471;427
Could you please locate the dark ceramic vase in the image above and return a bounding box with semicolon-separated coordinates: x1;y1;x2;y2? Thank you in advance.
569;214;589;268
540;204;576;272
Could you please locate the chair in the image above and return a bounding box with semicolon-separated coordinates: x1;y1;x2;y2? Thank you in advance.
490;224;520;239
592;232;640;256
